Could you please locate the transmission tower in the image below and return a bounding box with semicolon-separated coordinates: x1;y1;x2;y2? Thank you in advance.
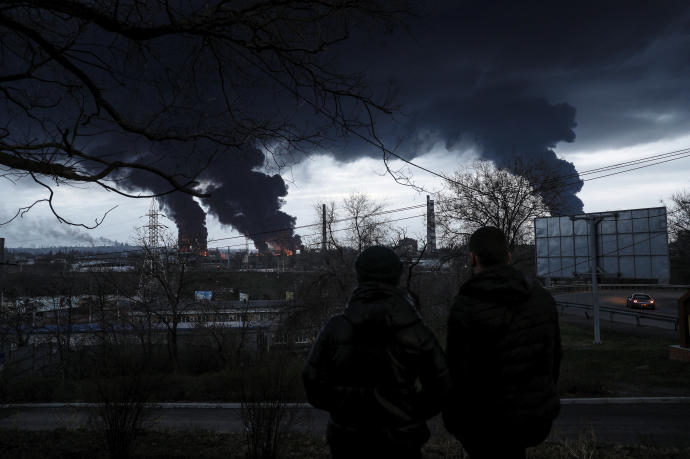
138;199;167;297
143;199;166;250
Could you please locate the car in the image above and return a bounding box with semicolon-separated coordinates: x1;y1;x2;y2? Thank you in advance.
626;293;656;310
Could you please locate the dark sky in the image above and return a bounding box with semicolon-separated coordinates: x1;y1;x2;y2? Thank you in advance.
291;0;690;216
3;1;690;245
314;1;690;161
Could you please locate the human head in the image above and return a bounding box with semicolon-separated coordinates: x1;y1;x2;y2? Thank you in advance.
355;245;403;285
468;226;511;272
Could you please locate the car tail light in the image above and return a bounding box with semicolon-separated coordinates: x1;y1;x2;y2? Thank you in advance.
633;300;638;303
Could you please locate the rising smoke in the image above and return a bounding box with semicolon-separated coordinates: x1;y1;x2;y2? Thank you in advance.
401;83;584;214
0;212;119;248
120;142;299;252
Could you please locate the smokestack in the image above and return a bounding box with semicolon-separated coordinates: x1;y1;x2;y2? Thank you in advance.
0;237;4;264
322;204;327;252
426;196;436;255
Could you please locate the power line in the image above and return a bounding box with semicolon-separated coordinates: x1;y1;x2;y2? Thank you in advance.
385;143;690;193
541;147;690;183
564;152;690;186
206;203;427;243
61;145;690;259
206;145;690;246
207;213;427;251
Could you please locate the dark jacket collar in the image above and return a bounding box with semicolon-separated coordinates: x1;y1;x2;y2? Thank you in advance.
459;264;533;303
344;282;421;330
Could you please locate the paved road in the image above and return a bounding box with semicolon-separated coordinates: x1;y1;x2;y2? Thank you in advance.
554;289;683;330
554;290;683;316
2;400;689;447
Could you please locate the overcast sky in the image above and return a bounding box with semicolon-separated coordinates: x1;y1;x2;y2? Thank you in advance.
1;1;690;248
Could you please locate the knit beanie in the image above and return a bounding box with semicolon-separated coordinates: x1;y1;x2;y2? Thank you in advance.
355;245;403;285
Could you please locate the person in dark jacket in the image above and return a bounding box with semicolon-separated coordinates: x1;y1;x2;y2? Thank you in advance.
443;227;562;459
303;245;450;459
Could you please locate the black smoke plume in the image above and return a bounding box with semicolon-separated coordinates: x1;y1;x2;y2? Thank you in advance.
120;141;299;252
403;83;584;214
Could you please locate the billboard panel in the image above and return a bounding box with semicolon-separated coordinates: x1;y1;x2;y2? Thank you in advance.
194;290;213;301
534;206;669;282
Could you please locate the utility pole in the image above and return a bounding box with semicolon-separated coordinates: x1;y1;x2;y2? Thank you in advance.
0;237;5;308
589;217;602;344
322;203;327;252
571;213;615;344
0;237;16;307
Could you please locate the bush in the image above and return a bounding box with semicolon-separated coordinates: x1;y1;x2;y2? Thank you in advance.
239;353;303;459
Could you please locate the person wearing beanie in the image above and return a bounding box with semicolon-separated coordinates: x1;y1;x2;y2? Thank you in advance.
303;245;450;459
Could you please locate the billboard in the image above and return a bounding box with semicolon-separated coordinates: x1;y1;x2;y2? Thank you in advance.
535;207;669;282
194;290;213;301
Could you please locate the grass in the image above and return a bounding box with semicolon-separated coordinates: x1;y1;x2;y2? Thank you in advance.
1;320;689;457
1;428;689;459
558;321;690;397
2;321;689;403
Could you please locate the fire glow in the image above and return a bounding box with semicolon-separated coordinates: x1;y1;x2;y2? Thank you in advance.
268;242;295;256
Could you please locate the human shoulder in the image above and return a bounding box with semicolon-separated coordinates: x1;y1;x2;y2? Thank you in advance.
528;281;557;306
315;313;352;342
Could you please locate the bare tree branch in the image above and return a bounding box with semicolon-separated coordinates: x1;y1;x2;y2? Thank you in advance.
0;0;411;227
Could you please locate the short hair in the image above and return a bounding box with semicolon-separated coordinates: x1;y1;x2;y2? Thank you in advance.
468;226;509;267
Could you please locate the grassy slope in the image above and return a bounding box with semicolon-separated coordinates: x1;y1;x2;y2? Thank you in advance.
2;320;690;402
558;319;690;397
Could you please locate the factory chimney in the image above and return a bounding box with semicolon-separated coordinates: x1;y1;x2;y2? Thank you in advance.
426;195;436;255
322;203;327;252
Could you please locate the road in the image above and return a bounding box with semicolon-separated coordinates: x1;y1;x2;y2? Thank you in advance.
2;400;690;447
554;289;684;316
554;289;684;330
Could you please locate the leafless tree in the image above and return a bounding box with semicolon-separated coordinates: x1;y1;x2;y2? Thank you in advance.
436;160;551;250
341;193;392;251
0;299;34;350
0;1;411;227
92;332;155;459
667;189;690;282
313;193;392;254
668;189;690;239
239;353;302;459
136;233;191;372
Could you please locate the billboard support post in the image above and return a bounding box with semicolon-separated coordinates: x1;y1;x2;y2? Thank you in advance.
536;206;670;344
589;218;602;344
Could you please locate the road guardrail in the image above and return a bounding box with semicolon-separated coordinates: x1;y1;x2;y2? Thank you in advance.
550;284;690;293
556;301;679;330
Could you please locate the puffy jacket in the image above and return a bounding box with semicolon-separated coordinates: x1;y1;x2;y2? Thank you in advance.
303;282;450;442
443;265;562;447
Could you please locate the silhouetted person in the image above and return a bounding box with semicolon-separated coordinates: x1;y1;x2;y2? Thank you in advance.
303;245;450;459
443;227;562;459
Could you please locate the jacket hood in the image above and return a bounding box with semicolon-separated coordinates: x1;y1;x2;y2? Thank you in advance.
459;264;534;303
344;282;421;330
